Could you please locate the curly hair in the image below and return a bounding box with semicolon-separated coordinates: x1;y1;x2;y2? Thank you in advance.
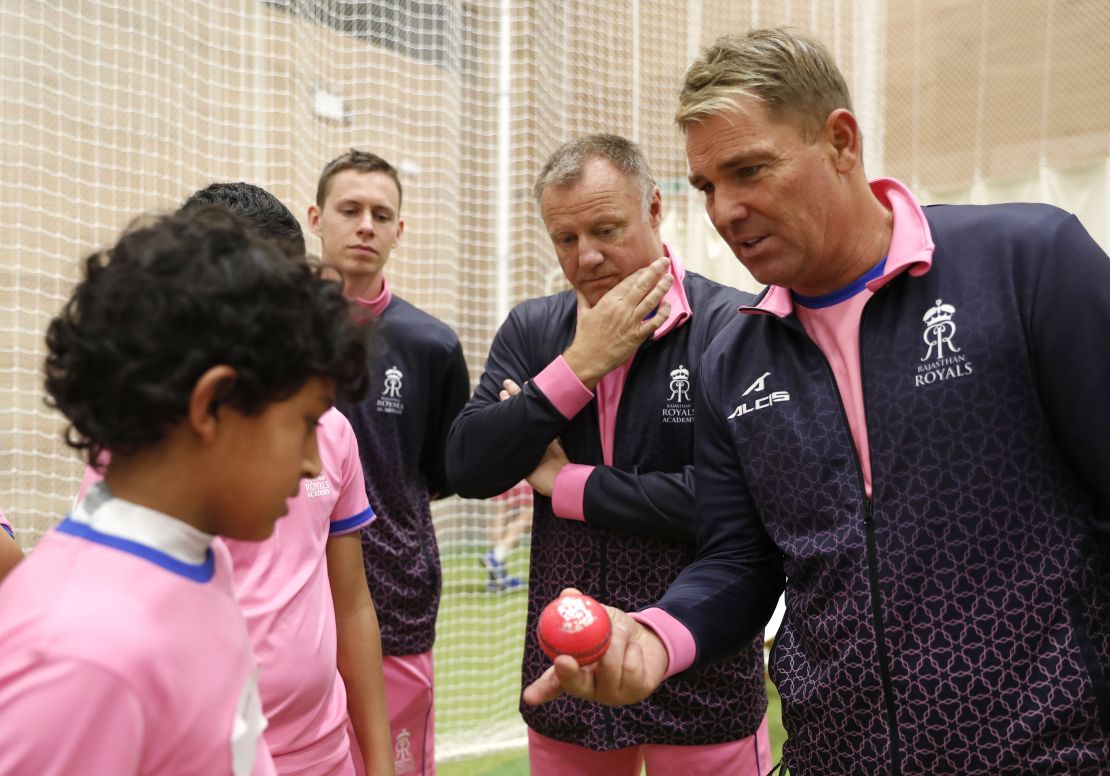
44;207;369;467
180;181;307;256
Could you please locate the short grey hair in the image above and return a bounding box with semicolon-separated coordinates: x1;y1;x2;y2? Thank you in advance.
676;28;852;140
533;134;657;220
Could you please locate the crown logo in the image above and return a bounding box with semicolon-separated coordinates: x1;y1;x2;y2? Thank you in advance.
922;299;955;328
670;364;690;382
385;366;403;380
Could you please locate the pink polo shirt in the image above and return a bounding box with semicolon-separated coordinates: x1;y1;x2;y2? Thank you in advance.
77;408;375;775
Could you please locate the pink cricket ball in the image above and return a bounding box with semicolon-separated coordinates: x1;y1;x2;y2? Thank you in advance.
537;593;612;665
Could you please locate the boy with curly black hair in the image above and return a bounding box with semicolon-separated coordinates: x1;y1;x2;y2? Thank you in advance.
75;182;395;776
0;207;369;775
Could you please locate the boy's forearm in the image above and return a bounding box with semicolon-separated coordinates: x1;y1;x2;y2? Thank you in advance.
337;602;394;776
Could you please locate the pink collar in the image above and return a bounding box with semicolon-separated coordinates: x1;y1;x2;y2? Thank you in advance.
652;243;693;340
748;178;935;318
350;276;393;319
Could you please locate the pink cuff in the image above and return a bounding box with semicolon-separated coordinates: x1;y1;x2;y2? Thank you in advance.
551;464;592;521
629;607;696;680
533;356;594;419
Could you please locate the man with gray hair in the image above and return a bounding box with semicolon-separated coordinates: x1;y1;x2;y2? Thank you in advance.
447;134;770;774
525;28;1110;775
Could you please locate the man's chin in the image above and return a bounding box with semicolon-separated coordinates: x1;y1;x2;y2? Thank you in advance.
577;282;615;307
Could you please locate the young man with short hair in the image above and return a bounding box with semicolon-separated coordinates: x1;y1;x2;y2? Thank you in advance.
310;151;471;775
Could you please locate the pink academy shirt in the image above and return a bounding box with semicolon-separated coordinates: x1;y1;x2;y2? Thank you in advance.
0;493;274;775
78;408;376;775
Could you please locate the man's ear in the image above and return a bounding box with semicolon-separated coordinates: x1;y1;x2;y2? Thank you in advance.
648;187;663;231
187;365;239;443
824;109;862;174
307;204;323;238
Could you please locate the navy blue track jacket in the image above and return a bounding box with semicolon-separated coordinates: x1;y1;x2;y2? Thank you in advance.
339;293;470;656
664;202;1110;774
446;268;771;749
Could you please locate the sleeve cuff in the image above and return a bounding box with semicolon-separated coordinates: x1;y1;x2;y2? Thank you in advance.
551;464;592;521
329;505;376;535
534;356;594;419
629;607;696;680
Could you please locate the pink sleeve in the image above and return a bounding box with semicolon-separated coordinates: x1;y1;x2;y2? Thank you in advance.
328;416;374;535
0;657;144;775
550;464;593;521
533;356;593;419
629;607;697;680
0;509;11;538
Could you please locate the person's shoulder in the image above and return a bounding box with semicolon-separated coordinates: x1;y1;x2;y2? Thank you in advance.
509;289;576;323
683;271;754;304
314;406;357;462
382;294;462;350
1;539;179;666
684;271;757;333
925;202;1073;243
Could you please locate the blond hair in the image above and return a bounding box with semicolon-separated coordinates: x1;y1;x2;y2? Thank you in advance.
676;28;852;140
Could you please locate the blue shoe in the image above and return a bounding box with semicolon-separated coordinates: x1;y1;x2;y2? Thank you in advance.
499;575;524;590
480;551;523;591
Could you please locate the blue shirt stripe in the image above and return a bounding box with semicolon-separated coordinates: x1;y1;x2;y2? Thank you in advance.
55;517;215;582
793;257;888;309
329;505;376;535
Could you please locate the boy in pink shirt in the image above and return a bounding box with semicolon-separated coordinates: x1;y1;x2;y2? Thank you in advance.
76;183;395;776
78;408;385;776
0;207;370;774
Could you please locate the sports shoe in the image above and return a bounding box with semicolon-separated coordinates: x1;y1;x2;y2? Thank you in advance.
480;551;523;591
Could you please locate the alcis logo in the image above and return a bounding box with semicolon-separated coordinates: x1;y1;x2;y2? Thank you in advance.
728;371;790;419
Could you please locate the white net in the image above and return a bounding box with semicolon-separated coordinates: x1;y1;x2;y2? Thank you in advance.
2;0;1108;763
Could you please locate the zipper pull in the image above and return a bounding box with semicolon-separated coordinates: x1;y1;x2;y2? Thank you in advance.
864;498;875;525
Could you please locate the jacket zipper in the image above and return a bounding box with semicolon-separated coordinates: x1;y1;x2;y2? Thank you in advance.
779;309;904;775
856;301;904;776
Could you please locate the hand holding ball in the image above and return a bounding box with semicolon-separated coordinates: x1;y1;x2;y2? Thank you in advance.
537;593;612;665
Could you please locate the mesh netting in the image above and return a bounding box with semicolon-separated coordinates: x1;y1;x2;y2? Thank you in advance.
2;0;1107;761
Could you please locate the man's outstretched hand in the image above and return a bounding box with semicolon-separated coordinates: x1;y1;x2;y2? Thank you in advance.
522;588;670;707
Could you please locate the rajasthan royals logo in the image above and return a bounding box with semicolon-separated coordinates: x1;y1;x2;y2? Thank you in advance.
921;299;960;361
393;728;415;774
667;365;690;403
382;365;403;398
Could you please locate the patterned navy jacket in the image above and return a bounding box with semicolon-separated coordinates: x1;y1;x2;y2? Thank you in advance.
447;266;770;750
339;294;470;656
666;198;1110;774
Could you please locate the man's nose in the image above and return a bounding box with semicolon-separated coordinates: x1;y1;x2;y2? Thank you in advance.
578;241;605;268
